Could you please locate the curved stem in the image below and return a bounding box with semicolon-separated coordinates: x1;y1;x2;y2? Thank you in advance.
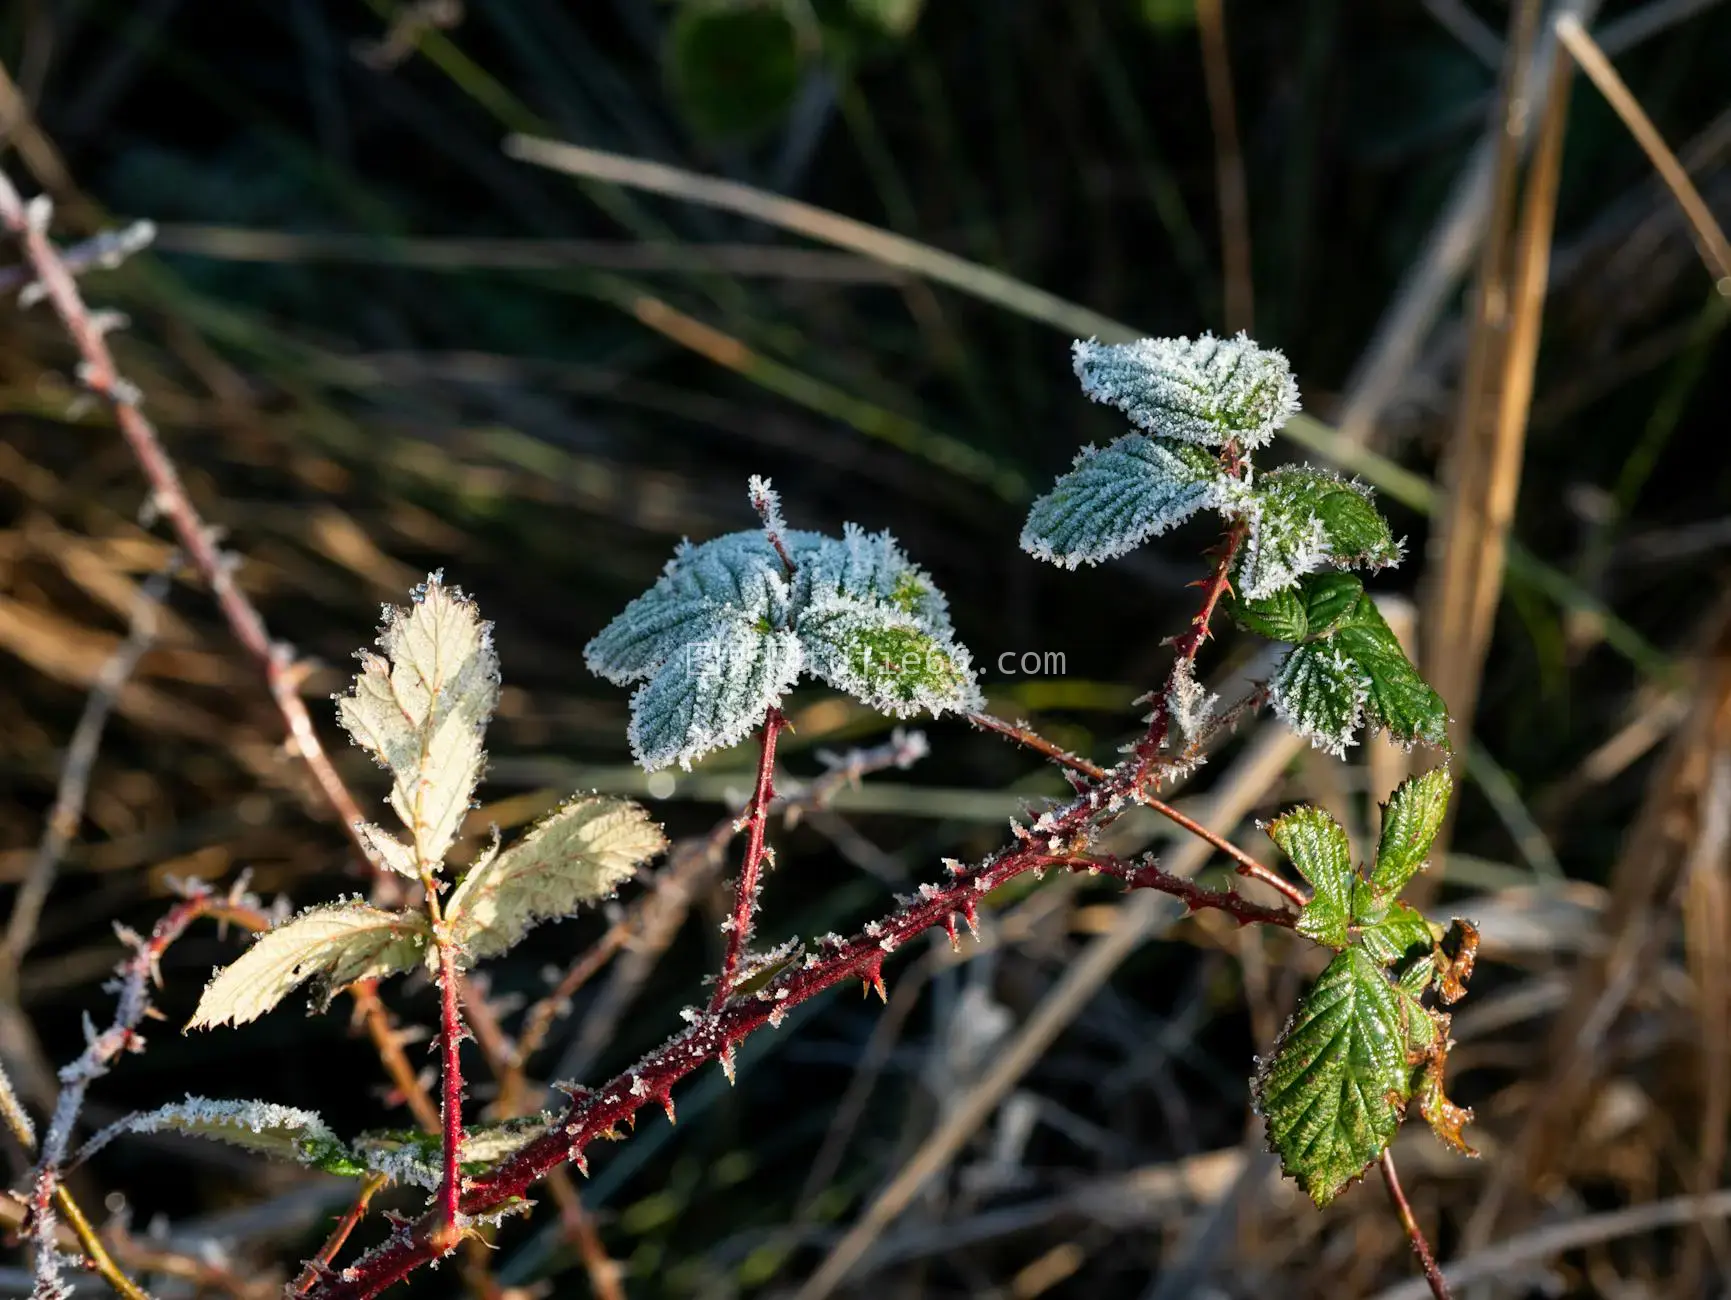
1142;796;1308;908
966;712;1108;781
1379;1149;1452;1300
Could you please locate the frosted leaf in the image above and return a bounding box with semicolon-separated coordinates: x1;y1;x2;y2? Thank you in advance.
1071;333;1301;449
355;822;419;880
798;597;981;717
584;531;800;685
446;796;666;963
1233;468;1403;601
186;902;432;1029
793;524;957;638
592;511;982;768
1269;642;1365;758
1332;598;1450;750
351;1116;556;1189
96;1096;355;1172
628;616;804;771
337;574;499;873
1021;435;1227;569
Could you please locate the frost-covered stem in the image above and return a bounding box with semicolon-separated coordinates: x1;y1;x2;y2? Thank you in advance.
433;941;467;1248
301;773;1297;1299
1379;1150;1452;1300
0;171;392;903
1141;796;1308;908
291;1173;389;1296
27;888;268;1297
711;707;784;1010
966;712;1109;781
1134;515;1247;779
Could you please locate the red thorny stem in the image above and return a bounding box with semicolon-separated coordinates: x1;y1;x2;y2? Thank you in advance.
433;941;467;1251
1379;1150;1453;1300
712;707;785;1011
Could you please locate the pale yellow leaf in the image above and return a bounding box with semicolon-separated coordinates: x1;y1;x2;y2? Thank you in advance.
355;822;420;879
337;574;499;873
446;796;666;963
186;902;432;1030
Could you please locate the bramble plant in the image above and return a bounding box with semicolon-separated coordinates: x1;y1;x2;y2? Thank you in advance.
12;302;1476;1298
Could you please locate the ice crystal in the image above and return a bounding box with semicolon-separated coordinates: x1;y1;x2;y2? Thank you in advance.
96;1096;353;1172
1071;333;1300;450
1269;641;1365;758
1021;435;1228;569
1164;659;1219;744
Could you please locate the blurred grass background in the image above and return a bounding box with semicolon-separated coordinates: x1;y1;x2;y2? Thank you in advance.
0;0;1728;1296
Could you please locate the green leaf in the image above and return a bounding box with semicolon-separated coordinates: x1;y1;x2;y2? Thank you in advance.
337;574;500;875
1353;889;1439;964
1373;768;1453;893
351;1117;555;1189
186;903;432;1029
1020;434;1227;569
1232;571;1364;644
446;797;667;964
1267;805;1355;949
1270;641;1366;758
1334;598;1450;749
668;3;803;141
1256;948;1409;1206
1232;585;1308;643
1302;572;1366;640
1235;468;1402;601
1268;595;1449;756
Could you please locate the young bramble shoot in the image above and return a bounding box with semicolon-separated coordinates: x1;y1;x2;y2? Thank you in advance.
1256;770;1473;1204
188;578;666;1031
587;485;982;771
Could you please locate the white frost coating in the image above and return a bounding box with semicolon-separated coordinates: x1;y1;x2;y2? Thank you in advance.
589;510;982;771
1166;661;1219;744
351;1115;555;1189
797;595;981;718
1020;435;1228;569
627;617;804;771
89;1096;343;1168
1230;467;1402;601
1071;333;1301;449
747;474;786;540
1270;642;1366;758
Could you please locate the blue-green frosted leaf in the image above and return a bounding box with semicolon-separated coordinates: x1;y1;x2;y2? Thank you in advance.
628;615;803;771
584;531;802;686
1020;434;1227;569
1256;947;1408;1206
794;524;956;638
1071;333;1300;449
